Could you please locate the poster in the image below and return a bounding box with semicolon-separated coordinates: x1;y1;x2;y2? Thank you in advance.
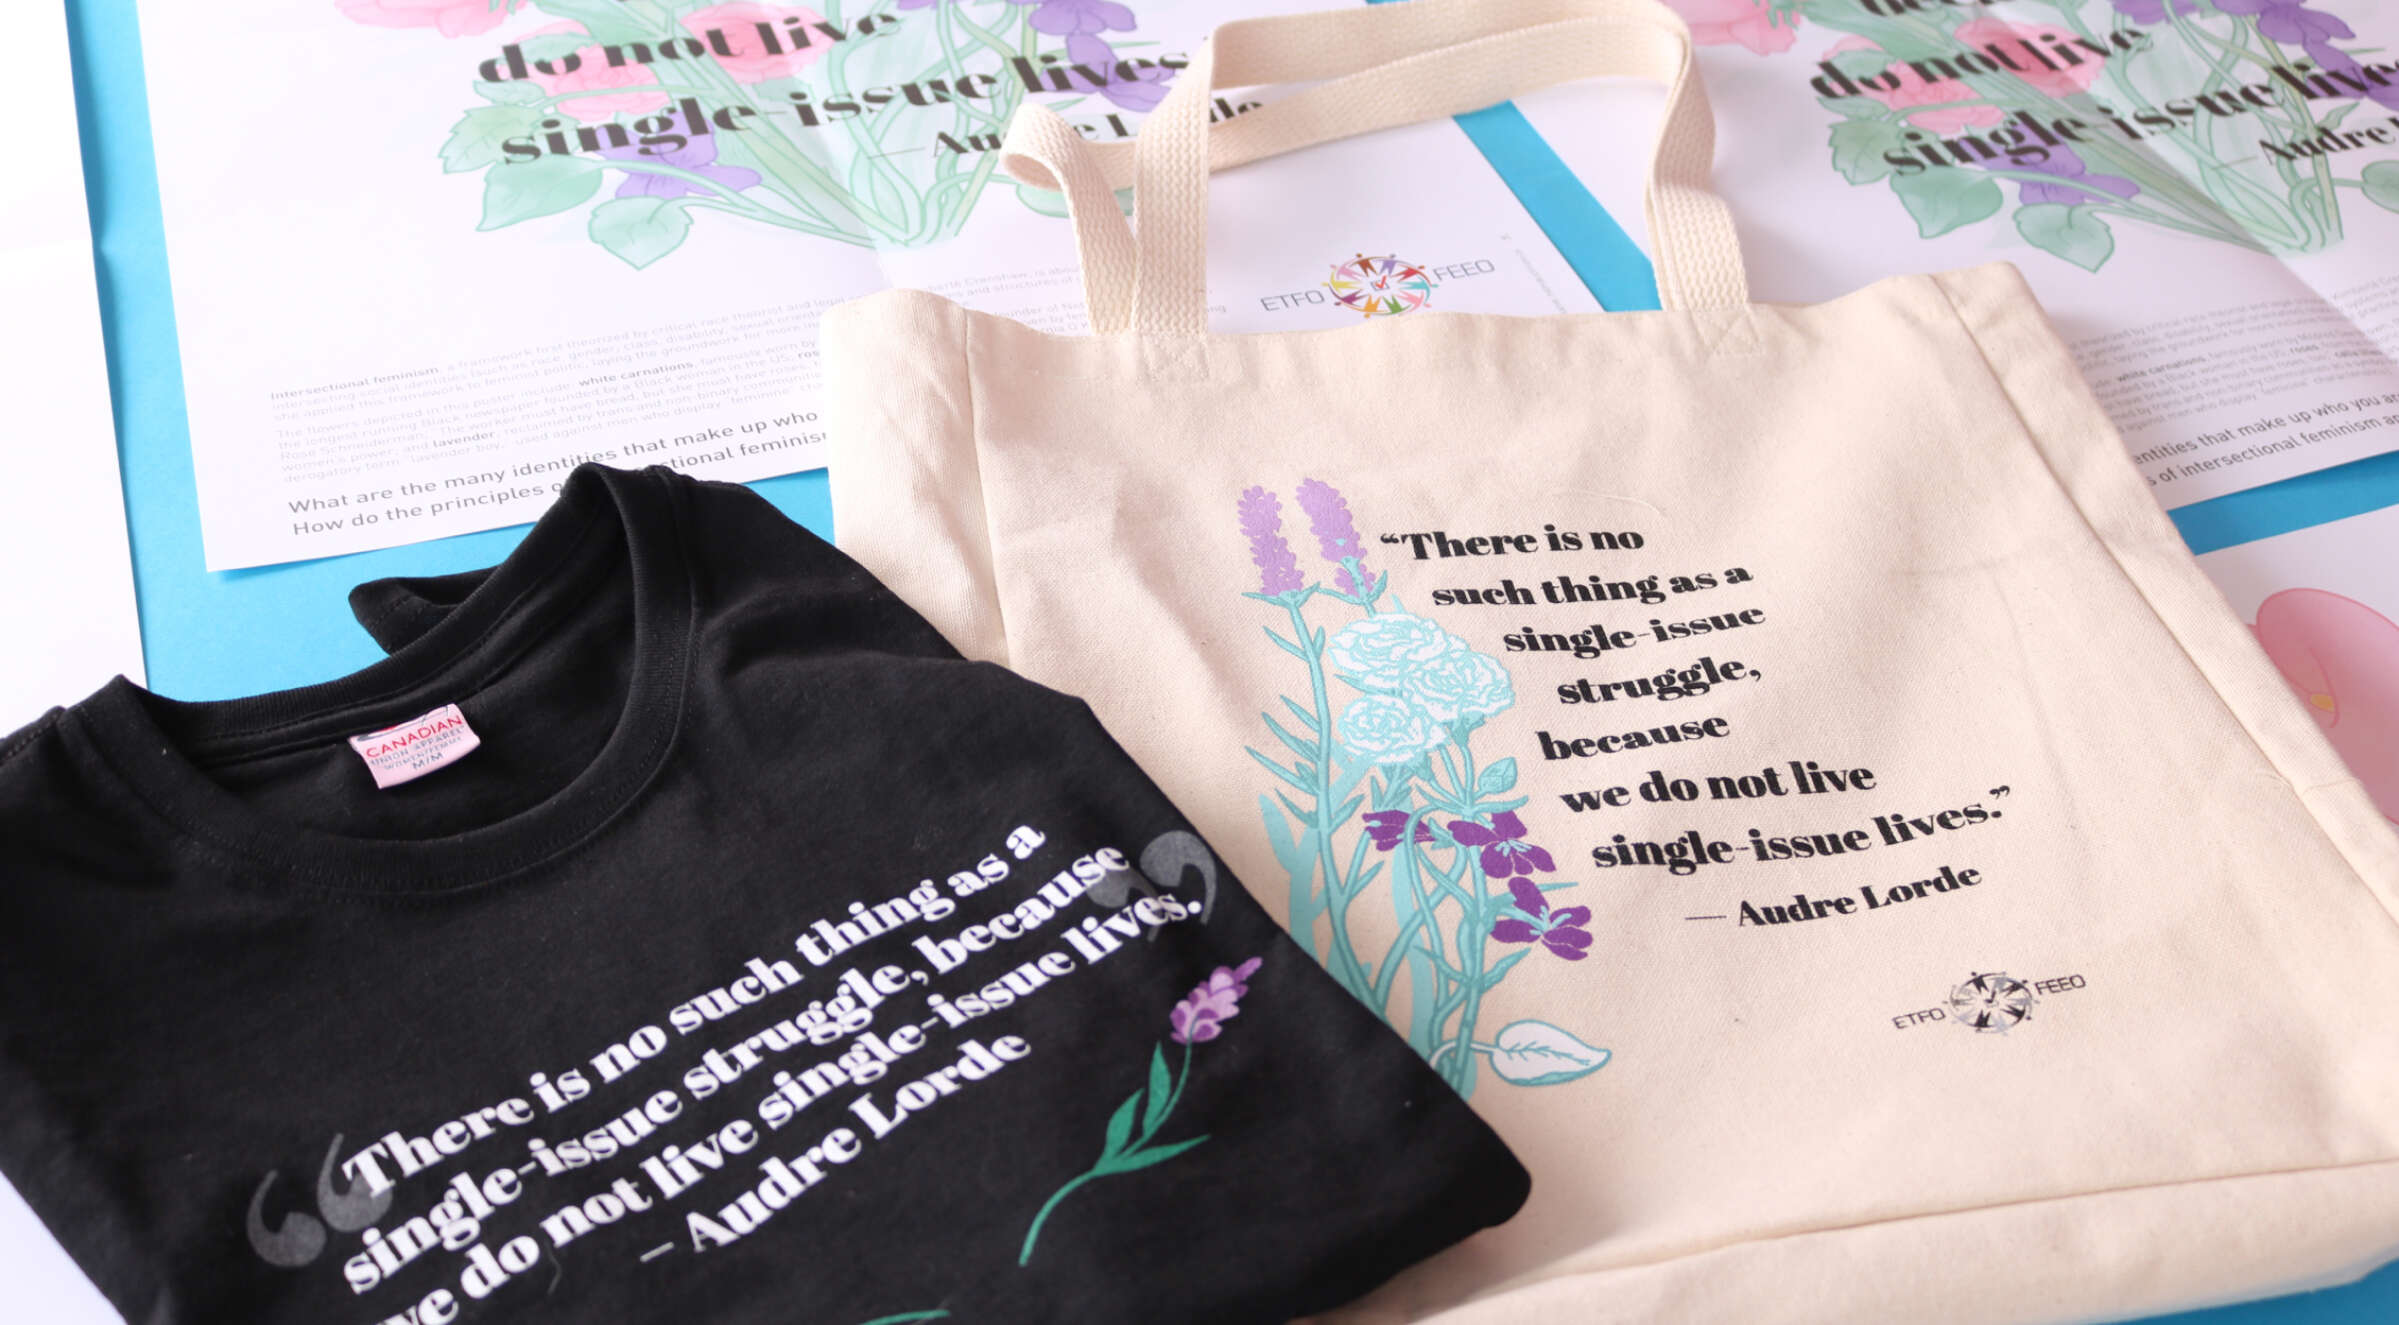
2198;502;2399;824
141;0;1601;570
1;3;143;730
1515;0;2399;507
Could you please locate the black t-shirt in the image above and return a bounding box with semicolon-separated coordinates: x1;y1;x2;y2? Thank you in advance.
0;466;1526;1325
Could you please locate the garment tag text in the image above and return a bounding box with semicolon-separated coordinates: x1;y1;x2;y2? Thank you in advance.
346;704;479;789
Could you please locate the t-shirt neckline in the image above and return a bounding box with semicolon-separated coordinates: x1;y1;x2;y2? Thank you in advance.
72;466;694;895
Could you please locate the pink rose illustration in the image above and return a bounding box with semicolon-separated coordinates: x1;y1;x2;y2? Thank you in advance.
1955;19;2107;97
1828;36;2004;132
2254;588;2399;824
1661;0;1798;55
337;0;526;38
680;3;831;84
523;22;672;123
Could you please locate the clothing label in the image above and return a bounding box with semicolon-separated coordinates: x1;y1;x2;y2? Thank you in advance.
345;703;479;789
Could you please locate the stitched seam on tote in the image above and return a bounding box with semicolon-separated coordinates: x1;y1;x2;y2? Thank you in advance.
1924;271;2399;933
1447;1149;2399;1311
962;312;1017;666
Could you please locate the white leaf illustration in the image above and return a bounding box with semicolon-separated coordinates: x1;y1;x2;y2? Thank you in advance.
1485;1020;1611;1087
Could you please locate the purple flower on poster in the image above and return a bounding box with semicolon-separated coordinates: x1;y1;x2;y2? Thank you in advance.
2214;0;2399;108
1009;0;1135;36
602;119;761;199
1170;957;1263;1044
2004;145;2139;206
1360;809;1437;851
1064;32;1174;113
2106;0;2198;21
1296;478;1371;595
1238;487;1305;596
1448;811;1556;878
1490;878;1593;962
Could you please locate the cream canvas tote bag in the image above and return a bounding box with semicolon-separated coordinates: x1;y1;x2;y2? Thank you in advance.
820;0;2399;1319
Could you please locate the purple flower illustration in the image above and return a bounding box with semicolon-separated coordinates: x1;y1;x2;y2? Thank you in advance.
1360;809;1437;851
2003;145;2139;206
1238;486;1303;596
1447;811;1557;877
2106;0;2198;21
1491;878;1593;962
602;118;761;199
1010;0;1135;36
2216;0;2348;45
1064;32;1174;113
1296;478;1371;595
2214;0;2399;108
1170;957;1263;1044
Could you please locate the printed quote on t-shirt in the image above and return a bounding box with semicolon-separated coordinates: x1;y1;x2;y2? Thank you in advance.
241;824;1246;1325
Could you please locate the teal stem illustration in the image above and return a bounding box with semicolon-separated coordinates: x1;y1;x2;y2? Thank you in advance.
1018;961;1261;1266
1236;481;1610;1099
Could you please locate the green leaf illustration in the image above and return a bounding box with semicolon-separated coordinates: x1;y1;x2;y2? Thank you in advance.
1099;1093;1140;1159
1826;48;1891;81
2014;203;2115;272
442;105;542;174
1890;168;2003;239
479;156;602;231
1476;758;1519;797
1483;1020;1611;1087
514;32;588;64
590;197;694;269
1259;794;1320;880
2364;161;2399;214
1142;1048;1173;1134
1105;1135;1209;1173
1259;711;1317;761
474;79;549;107
1828;120;1907;185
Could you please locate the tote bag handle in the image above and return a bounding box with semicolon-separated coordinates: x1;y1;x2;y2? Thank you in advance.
1000;0;1750;334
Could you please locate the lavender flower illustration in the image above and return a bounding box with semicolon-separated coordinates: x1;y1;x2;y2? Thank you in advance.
1018;959;1261;1265
1297;477;1371;596
1239;480;1608;1099
1238;486;1305;597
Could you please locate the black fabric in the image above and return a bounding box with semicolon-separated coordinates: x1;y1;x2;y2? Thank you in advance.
0;466;1527;1325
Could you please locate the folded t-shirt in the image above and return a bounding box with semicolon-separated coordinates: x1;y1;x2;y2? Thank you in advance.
0;465;1527;1325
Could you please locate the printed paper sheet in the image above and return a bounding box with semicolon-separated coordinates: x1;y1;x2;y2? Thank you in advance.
141;0;1600;569
1516;0;2399;508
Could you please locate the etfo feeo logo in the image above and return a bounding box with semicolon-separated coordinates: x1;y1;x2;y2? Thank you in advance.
1892;972;2086;1033
1946;972;2036;1033
1327;255;1433;318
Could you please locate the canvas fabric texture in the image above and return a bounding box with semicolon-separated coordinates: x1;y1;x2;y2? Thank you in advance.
820;0;2399;1319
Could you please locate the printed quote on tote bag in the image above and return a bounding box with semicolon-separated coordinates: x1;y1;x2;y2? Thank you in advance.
822;0;2399;1319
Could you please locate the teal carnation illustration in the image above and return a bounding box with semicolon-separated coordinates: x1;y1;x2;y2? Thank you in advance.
1325;613;1467;692
1236;481;1610;1100
1337;694;1445;765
